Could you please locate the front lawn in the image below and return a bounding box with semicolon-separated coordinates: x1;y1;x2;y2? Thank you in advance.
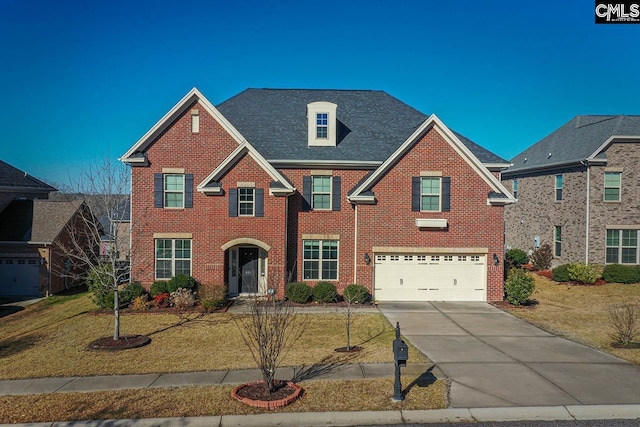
500;274;640;364
0;292;428;380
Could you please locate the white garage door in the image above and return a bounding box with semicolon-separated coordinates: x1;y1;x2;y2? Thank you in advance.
0;258;40;297
374;253;486;301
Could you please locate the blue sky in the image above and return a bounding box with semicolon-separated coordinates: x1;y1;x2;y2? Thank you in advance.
1;0;638;188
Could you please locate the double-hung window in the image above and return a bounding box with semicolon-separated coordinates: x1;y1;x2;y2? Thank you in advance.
513;179;518;198
606;229;638;264
604;172;621;202
164;174;185;208
316;113;328;139
421;177;441;211
303;240;338;280
155;239;191;279
238;188;255;216
312;176;332;210
555;175;563;201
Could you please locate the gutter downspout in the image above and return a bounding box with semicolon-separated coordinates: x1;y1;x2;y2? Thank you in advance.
353;204;358;284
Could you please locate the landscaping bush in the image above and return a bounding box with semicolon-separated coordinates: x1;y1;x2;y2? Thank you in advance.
506;248;529;269
286;281;312;303
313;281;338;303
122;281;147;303
567;262;602;285
602;264;640;284
343;284;370;304
87;265;115;309
130;295;150;311
552;264;571;282
167;274;198;293
153;292;171;307
171;288;196;309
530;243;553;271
504;268;535;305
200;283;228;312
150;280;169;296
608;304;639;346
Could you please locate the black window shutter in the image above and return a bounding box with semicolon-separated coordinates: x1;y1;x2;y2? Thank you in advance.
185;174;194;208
332;176;341;211
411;177;421;212
229;188;238;217
255;188;264;217
442;177;451;212
302;176;312;211
154;174;163;208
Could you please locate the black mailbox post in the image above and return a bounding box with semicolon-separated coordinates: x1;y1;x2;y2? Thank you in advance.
392;322;409;401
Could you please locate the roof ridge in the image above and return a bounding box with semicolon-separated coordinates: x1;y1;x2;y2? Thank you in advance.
575;115;618;129
246;88;380;92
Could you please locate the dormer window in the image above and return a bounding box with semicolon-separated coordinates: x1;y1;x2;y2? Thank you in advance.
316;113;328;139
307;101;337;147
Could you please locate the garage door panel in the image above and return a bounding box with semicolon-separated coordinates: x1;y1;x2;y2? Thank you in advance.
374;253;486;302
0;258;40;297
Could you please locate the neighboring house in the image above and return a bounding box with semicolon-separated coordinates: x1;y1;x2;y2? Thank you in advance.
99;197;131;282
502;115;640;266
0;198;94;297
0;160;56;211
121;88;514;302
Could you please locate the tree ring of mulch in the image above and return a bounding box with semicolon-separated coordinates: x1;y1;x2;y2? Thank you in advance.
232;380;303;410
88;334;151;351
334;346;363;353
611;342;640;349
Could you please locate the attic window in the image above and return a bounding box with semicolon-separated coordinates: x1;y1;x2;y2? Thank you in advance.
307;101;337;147
191;109;200;133
316;113;328;139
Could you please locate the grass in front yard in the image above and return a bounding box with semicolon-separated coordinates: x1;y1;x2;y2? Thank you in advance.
502;274;640;364
0;293;428;380
0;376;449;424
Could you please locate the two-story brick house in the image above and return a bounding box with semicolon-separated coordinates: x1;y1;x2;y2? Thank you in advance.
502;115;640;266
121;88;514;301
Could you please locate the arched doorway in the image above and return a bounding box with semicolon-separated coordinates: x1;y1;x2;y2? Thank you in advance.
223;239;270;296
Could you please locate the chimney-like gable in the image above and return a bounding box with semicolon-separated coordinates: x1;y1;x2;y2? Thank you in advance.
307;101;337;147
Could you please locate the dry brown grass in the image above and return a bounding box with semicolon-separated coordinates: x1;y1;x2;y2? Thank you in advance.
0;376;448;424
0;293;428;380
502;274;640;364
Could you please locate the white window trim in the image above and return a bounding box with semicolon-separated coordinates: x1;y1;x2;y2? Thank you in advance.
604;171;621;202
555;174;563;201
238;187;255;217
302;239;339;281
554;226;562;257
311;176;332;210
513;179;518;199
164;174;185;209
420;176;441;212
155;238;192;279
606;229;639;264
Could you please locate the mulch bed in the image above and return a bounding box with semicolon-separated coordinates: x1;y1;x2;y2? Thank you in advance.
90;300;232;316
611;342;640;349
232;380;303;410
491;300;539;310
88;334;151;351
334;346;363;353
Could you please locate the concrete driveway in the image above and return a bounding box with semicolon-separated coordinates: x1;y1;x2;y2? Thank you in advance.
378;301;640;408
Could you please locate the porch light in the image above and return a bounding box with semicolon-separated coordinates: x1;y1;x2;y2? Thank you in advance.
493;253;499;266
364;253;371;265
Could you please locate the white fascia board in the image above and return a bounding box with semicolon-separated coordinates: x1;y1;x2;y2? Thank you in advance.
197;141;294;193
587;135;640;160
487;197;516;206
119;88;247;162
270;159;381;169
484;162;512;171
347;194;376;204
269;187;296;196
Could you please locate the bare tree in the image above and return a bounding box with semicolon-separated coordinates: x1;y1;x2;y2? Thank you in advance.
609;304;639;346
234;275;307;393
53;157;141;341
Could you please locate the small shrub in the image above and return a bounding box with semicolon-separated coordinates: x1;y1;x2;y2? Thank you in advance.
608;304;639;345
504;268;535;305
150;280;169;296
200;283;228;312
530;243;553;271
506;248;529;269
122;281;147;303
87;265;115;309
313;281;338;303
567;263;602;285
167;274;198;293
153;292;171;307
171;287;196;309
602;264;640;284
343;284;370;304
286;281;312;303
552;264;571;282
130;295;150;311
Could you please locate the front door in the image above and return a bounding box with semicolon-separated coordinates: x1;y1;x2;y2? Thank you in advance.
239;247;259;294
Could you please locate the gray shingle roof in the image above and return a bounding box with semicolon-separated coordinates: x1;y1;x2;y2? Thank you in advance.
505;115;640;175
0;160;56;192
0;199;83;243
216;89;507;164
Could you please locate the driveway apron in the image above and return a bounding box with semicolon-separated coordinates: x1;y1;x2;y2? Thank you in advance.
378;302;640;408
